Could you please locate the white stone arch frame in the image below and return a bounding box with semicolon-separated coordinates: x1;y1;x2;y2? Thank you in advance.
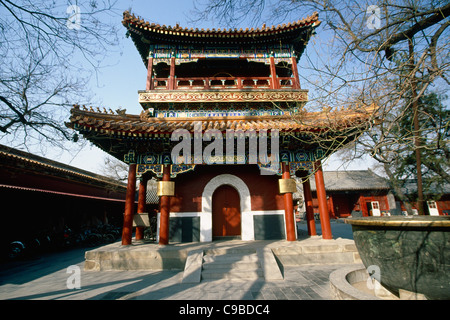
200;174;252;242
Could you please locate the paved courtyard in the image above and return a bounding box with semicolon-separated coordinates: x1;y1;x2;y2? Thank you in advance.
0;220;356;301
0;254;350;300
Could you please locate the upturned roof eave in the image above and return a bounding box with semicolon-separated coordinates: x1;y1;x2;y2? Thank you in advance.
122;10;320;66
122;10;319;39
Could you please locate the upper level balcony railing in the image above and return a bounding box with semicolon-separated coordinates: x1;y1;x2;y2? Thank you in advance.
151;76;299;90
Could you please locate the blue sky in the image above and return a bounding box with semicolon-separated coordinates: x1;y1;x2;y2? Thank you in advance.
88;0;209;115
49;0;213;172
48;0;374;174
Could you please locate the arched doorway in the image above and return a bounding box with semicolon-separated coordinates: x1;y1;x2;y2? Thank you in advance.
212;185;241;238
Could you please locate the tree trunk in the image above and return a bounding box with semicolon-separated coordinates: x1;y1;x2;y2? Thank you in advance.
384;163;414;215
409;38;425;215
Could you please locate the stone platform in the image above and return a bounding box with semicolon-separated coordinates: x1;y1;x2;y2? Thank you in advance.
84;236;361;283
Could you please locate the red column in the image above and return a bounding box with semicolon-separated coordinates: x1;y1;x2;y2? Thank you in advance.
314;160;333;239
360;196;368;217
269;56;279;89
135;177;148;241
169;56;176;90
237;77;243;89
159;165;171;245
145;55;154;90
282;162;296;241
302;176;317;236
122;163;137;246
291;56;300;89
328;195;337;219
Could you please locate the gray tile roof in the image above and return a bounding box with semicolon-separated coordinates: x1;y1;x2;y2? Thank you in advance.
293;170;390;199
0;144;127;190
401;179;450;196
311;170;390;191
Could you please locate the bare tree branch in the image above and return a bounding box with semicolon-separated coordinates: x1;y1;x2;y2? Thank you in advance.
0;0;120;152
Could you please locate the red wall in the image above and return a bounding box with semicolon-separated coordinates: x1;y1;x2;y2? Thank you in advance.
0;166;126;200
169;165;284;212
436;195;450;215
310;191;390;218
399;195;450;215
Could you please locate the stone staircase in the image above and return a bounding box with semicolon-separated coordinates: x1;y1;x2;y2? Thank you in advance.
182;247;283;283
201;248;263;281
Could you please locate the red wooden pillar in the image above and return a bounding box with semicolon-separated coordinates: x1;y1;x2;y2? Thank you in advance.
135;177;148;241
159;165;171;245
169;54;176;90
328;194;337;219
269;55;279;89
384;194;390;213
282;162;296;241
145;54;154;90
122;163;137;246
314;160;333;240
291;56;300;89
237;77;243;89
360;196;368;217
302;176;317;236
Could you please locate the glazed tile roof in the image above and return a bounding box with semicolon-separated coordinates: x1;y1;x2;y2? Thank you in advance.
123;10;320;66
0;144;127;201
0;183;127;202
0;144;126;188
123;10;320;38
68;104;377;135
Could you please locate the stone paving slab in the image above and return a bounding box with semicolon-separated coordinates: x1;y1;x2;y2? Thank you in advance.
0;221;361;301
0;251;353;300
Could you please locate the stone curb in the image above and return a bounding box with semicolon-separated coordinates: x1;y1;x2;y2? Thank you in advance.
329;264;381;300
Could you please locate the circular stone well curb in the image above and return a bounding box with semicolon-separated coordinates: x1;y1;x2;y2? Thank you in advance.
329;264;382;300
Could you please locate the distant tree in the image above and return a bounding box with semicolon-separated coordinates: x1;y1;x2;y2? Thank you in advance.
100;155;129;182
394;92;449;196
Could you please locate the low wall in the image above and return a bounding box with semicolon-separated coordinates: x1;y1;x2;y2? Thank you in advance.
84;238;361;271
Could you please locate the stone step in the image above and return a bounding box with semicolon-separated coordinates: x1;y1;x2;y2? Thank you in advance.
201;250;264;281
202;260;261;270
204;248;256;256
202;252;258;263
201;267;264;280
272;242;361;266
182;246;283;282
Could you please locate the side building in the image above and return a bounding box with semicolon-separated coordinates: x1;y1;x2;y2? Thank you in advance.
294;170;449;219
0;144;127;251
299;170;391;218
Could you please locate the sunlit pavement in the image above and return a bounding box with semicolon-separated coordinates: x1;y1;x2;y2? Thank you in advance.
0;220;356;300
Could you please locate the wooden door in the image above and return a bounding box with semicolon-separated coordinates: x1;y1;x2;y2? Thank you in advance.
333;196;351;217
212;185;241;237
371;201;381;216
427;201;439;216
